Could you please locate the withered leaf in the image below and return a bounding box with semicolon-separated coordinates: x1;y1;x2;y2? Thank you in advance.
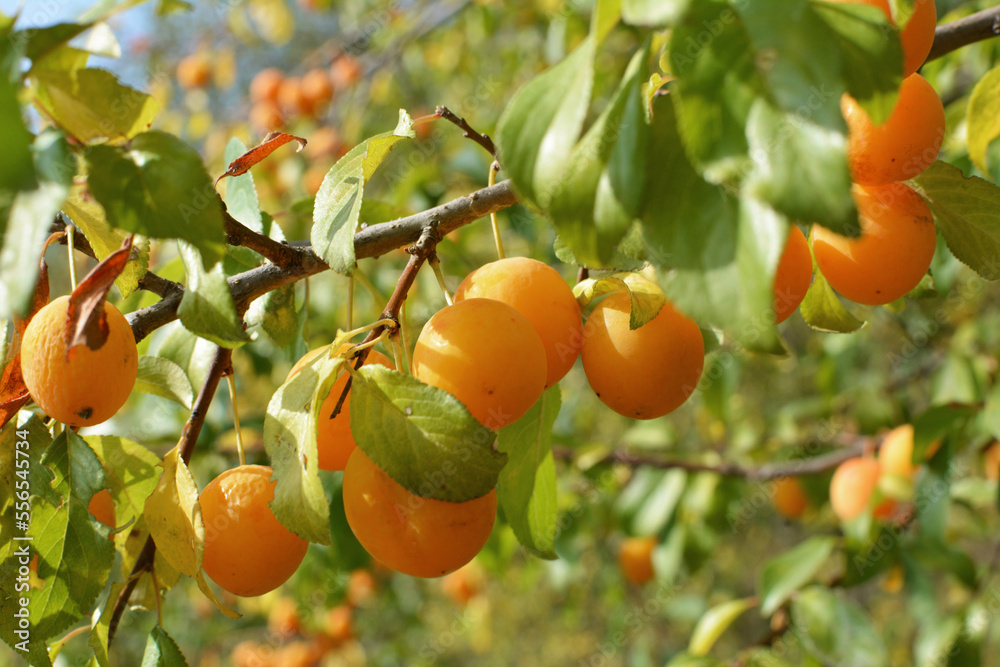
214;132;307;187
66;235;135;354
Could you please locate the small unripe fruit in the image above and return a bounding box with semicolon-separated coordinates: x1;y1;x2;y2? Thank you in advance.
618;536;656;585
772;477;808;519
177;54;211;90
250;67;284;104
829;457;895;521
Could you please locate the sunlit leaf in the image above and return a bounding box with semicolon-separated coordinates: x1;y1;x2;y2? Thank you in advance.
143;447;204;577
497;388;561;559
759;536;836;615
350;365;507;502
911;161;1000;280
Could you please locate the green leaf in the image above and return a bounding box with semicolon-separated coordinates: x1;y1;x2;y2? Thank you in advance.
497;387;561;559
312;110;414;275
553;228;646;272
0;129;72;319
324;475;370;571
154;323;218;391
641;97;786;351
32;67;158;143
176;241;249;348
790;586;888;666
0;418;53;664
549;43;648;267
84;435;162;568
914;614;963;667
758;535;836;615
622;0;687;26
745;98;856;234
912;405;974;462
263;355;334;545
811;0;903;124
0;34;36;203
62;186;150;298
911;161;1000;280
592;0;622;42
134;356;195;408
910;540;977;589
734;1;845;128
667;0;759;177
689;597;758;656
800;268;866;333
85;131;226;267
140;625;190;667
968;66;1000;177
26;431;115;643
496;37;596;209
572;273;666;330
351;365;507;502
221;138;264;233
144;447;203;577
22;23;92;64
632;469;686;536
89;581;124;667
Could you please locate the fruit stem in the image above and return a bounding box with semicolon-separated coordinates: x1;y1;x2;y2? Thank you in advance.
390;336;405;375
302;278;310;343
347;329;389;357
352;267;386;303
329;231;438;419
347;275;354;329
66;224;78;289
339;318;397;343
400;299;413;375
488;161;505;260
429;256;453;306
48;624;89;660
151;569;163;628
226;373;246;467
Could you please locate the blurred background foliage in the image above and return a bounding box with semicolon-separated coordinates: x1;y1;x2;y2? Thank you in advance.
6;0;1000;665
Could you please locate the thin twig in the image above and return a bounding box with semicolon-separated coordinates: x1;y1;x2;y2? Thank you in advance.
107;346;234;645
435;105;497;159
221;206;299;269
927;6;1000;62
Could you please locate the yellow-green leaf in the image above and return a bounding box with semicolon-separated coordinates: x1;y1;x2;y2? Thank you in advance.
143;447;204;577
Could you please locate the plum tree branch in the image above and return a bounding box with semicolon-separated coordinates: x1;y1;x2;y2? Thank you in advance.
52;216;184;301
552;441;869;481
927;5;1000;62
106;346;234;645
126;179;519;342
